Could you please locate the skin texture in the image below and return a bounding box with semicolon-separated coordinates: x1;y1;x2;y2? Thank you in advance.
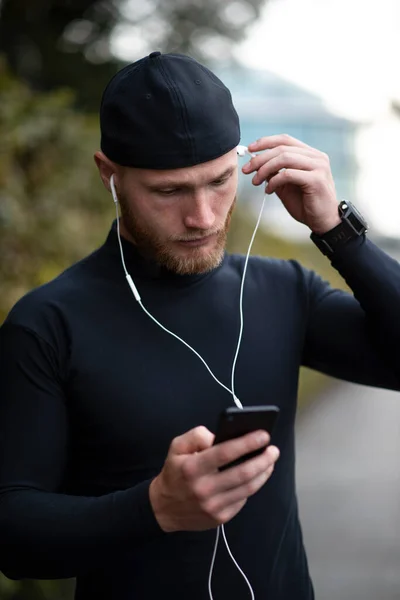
94;148;239;275
94;133;341;532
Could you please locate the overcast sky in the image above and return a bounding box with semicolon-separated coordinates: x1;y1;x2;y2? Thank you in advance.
233;0;400;237
235;0;400;120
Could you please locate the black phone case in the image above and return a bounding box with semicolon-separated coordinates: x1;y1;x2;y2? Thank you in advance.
214;405;279;471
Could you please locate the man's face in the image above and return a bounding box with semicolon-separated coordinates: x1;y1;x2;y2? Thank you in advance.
115;149;238;275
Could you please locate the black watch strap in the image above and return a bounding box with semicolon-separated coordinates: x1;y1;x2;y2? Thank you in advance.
310;200;368;257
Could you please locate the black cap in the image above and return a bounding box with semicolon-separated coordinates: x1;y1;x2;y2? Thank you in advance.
100;52;240;169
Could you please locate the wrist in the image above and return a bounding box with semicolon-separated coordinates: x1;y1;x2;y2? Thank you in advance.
310;215;341;236
149;475;176;533
310;200;368;258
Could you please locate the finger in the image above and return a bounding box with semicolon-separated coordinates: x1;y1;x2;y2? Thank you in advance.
214;499;247;525
216;444;280;493
170;425;215;455
196;429;270;476
206;462;277;520
248;134;312;153
266;168;314;195
242;145;318;175
251;154;322;186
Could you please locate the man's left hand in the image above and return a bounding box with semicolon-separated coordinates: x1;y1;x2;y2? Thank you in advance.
242;134;341;235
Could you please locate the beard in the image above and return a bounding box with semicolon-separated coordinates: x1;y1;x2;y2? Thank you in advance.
118;195;236;275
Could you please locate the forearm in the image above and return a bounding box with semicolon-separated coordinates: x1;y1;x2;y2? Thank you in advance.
302;235;400;389
332;236;399;313
0;479;164;579
330;236;400;381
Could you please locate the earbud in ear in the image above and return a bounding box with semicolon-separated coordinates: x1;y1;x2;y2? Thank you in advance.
237;145;256;158
110;174;118;204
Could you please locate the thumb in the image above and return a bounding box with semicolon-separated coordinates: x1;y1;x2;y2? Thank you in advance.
170;426;215;456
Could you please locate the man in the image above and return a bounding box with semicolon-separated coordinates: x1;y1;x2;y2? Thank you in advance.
0;52;399;600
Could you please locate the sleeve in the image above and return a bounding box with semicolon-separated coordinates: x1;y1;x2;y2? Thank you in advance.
0;324;165;581
302;236;400;390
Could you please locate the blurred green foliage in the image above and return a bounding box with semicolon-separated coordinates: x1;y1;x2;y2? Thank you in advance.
0;0;268;110
0;58;110;322
0;575;75;600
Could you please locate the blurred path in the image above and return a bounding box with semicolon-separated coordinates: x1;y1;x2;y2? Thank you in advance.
296;381;400;600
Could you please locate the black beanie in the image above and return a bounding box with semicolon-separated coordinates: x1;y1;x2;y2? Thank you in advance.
100;52;241;170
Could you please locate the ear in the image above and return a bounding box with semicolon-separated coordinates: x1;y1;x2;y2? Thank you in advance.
94;151;118;192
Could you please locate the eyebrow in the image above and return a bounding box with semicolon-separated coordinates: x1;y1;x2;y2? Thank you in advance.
146;166;236;191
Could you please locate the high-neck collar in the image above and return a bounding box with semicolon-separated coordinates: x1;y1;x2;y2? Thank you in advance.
102;220;227;287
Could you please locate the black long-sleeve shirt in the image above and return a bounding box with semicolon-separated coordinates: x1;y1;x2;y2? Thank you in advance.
1;223;400;600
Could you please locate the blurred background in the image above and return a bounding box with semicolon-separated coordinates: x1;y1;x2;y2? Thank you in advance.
0;0;399;598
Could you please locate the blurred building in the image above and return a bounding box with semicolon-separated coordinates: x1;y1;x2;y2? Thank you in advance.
215;64;360;241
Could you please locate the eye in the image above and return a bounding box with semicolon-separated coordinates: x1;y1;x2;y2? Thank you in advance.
158;188;179;196
212;177;229;186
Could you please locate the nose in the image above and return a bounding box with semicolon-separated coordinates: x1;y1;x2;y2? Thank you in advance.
183;190;216;231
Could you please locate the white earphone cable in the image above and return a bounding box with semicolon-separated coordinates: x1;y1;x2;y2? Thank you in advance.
110;149;264;600
230;192;266;401
112;178;236;400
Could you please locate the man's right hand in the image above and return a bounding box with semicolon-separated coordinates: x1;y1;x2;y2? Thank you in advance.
149;425;280;532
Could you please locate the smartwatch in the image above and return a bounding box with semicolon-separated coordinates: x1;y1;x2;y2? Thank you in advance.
310;200;368;257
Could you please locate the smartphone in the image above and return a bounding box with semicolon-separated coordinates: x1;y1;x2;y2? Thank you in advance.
214;405;279;471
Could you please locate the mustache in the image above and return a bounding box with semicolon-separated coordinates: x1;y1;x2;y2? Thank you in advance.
172;231;220;242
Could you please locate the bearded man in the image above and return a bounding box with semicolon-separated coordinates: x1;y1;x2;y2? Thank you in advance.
1;51;399;600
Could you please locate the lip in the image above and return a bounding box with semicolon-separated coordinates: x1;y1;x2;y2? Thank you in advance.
177;234;215;248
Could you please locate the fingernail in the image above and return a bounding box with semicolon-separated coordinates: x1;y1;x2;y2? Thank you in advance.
257;431;269;445
242;162;251;172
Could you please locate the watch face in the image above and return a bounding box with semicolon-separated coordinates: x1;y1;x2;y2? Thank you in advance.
340;201;368;231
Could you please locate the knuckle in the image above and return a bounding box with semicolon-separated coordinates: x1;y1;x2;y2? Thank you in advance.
181;456;197;481
245;478;259;496
192;479;213;502
217;446;232;466
317;157;329;171
238;461;257;484
313;171;323;185
201;497;219;517
191;481;206;501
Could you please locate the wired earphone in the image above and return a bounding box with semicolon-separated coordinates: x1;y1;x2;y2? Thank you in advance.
109;144;267;600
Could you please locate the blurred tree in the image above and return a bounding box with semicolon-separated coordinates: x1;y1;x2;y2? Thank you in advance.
0;0;268;109
0;58;109;322
0;0;118;110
